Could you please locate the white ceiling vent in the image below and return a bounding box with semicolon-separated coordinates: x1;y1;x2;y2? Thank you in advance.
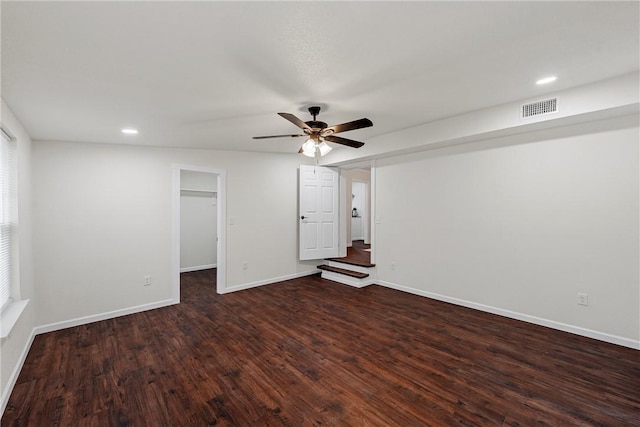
521;98;558;118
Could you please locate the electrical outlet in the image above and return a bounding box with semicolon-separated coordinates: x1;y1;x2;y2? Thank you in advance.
391;262;396;270
144;275;151;286
242;261;248;270
577;293;589;306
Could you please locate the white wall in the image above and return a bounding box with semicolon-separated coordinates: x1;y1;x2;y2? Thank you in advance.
0;101;36;407
351;182;365;240
32;141;317;327
375;114;639;346
180;171;217;272
180;192;217;271
352;182;365;219
181;170;217;192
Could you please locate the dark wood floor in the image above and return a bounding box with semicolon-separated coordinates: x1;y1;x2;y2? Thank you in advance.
3;270;639;426
347;240;371;265
329;240;372;266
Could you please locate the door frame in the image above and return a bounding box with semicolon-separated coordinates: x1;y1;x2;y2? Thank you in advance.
172;164;227;300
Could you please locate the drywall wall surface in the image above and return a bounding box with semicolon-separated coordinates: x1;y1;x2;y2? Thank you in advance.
181;170;217;191
180;191;217;271
0;100;36;404
375;114;639;342
32;141;317;326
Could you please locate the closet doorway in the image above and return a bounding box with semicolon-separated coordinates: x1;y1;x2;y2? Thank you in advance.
180;171;218;273
172;165;227;301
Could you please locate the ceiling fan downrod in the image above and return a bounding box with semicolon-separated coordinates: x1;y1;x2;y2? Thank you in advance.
308;106;321;121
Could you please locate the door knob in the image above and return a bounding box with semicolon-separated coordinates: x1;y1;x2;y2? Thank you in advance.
300;216;306;220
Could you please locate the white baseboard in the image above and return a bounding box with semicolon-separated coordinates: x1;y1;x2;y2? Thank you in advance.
378;281;640;350
34;299;177;335
224;270;320;293
180;264;217;273
1;328;36;416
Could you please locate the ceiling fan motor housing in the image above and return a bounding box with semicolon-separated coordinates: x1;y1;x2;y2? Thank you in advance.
306;107;327;130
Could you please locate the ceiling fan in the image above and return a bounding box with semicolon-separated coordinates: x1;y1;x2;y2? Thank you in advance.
253;106;372;158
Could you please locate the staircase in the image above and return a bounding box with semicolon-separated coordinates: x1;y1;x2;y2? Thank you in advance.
317;257;376;288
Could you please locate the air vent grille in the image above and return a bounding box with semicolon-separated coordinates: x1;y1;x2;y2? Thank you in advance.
521;98;557;118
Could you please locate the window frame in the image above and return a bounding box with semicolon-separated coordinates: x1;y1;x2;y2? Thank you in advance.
0;124;27;339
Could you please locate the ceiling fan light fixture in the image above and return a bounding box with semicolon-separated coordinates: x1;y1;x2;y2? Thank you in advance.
301;138;316;157
318;141;332;156
301;138;332;158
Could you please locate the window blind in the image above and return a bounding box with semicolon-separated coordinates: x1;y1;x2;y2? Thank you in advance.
0;127;16;311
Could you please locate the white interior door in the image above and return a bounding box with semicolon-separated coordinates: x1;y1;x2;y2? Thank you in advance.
299;165;339;260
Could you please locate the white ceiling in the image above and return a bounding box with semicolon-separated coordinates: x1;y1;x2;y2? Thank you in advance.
2;1;638;154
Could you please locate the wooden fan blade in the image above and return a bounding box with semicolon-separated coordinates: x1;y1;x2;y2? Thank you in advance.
324;135;365;148
253;134;306;139
325;118;372;134
278;113;312;131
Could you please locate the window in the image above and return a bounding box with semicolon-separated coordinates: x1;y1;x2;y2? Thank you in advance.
0;126;17;311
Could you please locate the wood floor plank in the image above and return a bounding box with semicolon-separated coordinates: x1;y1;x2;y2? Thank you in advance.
2;270;639;426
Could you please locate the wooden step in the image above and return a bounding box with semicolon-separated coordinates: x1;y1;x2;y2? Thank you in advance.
325;257;375;268
317;265;369;279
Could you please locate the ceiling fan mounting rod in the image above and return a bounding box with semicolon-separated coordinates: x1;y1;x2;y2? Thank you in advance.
308;106;321;121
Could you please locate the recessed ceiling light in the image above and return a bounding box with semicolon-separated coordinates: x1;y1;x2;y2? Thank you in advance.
536;76;557;85
121;128;138;134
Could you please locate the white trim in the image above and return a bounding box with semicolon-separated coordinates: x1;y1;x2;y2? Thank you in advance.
0;299;29;338
378;280;640;350
180;264;217;273
34;299;176;335
223;270;320;294
172;165;227;299
320;271;373;288
172;168;181;302
1;328;35;416
216;173;227;294
338;172;347;258
370;163;376;265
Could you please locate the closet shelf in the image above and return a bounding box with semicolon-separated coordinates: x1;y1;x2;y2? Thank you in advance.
180;188;217;193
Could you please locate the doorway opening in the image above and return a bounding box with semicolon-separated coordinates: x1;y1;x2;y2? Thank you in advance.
180;170;217;273
172;165;227;302
340;165;374;265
